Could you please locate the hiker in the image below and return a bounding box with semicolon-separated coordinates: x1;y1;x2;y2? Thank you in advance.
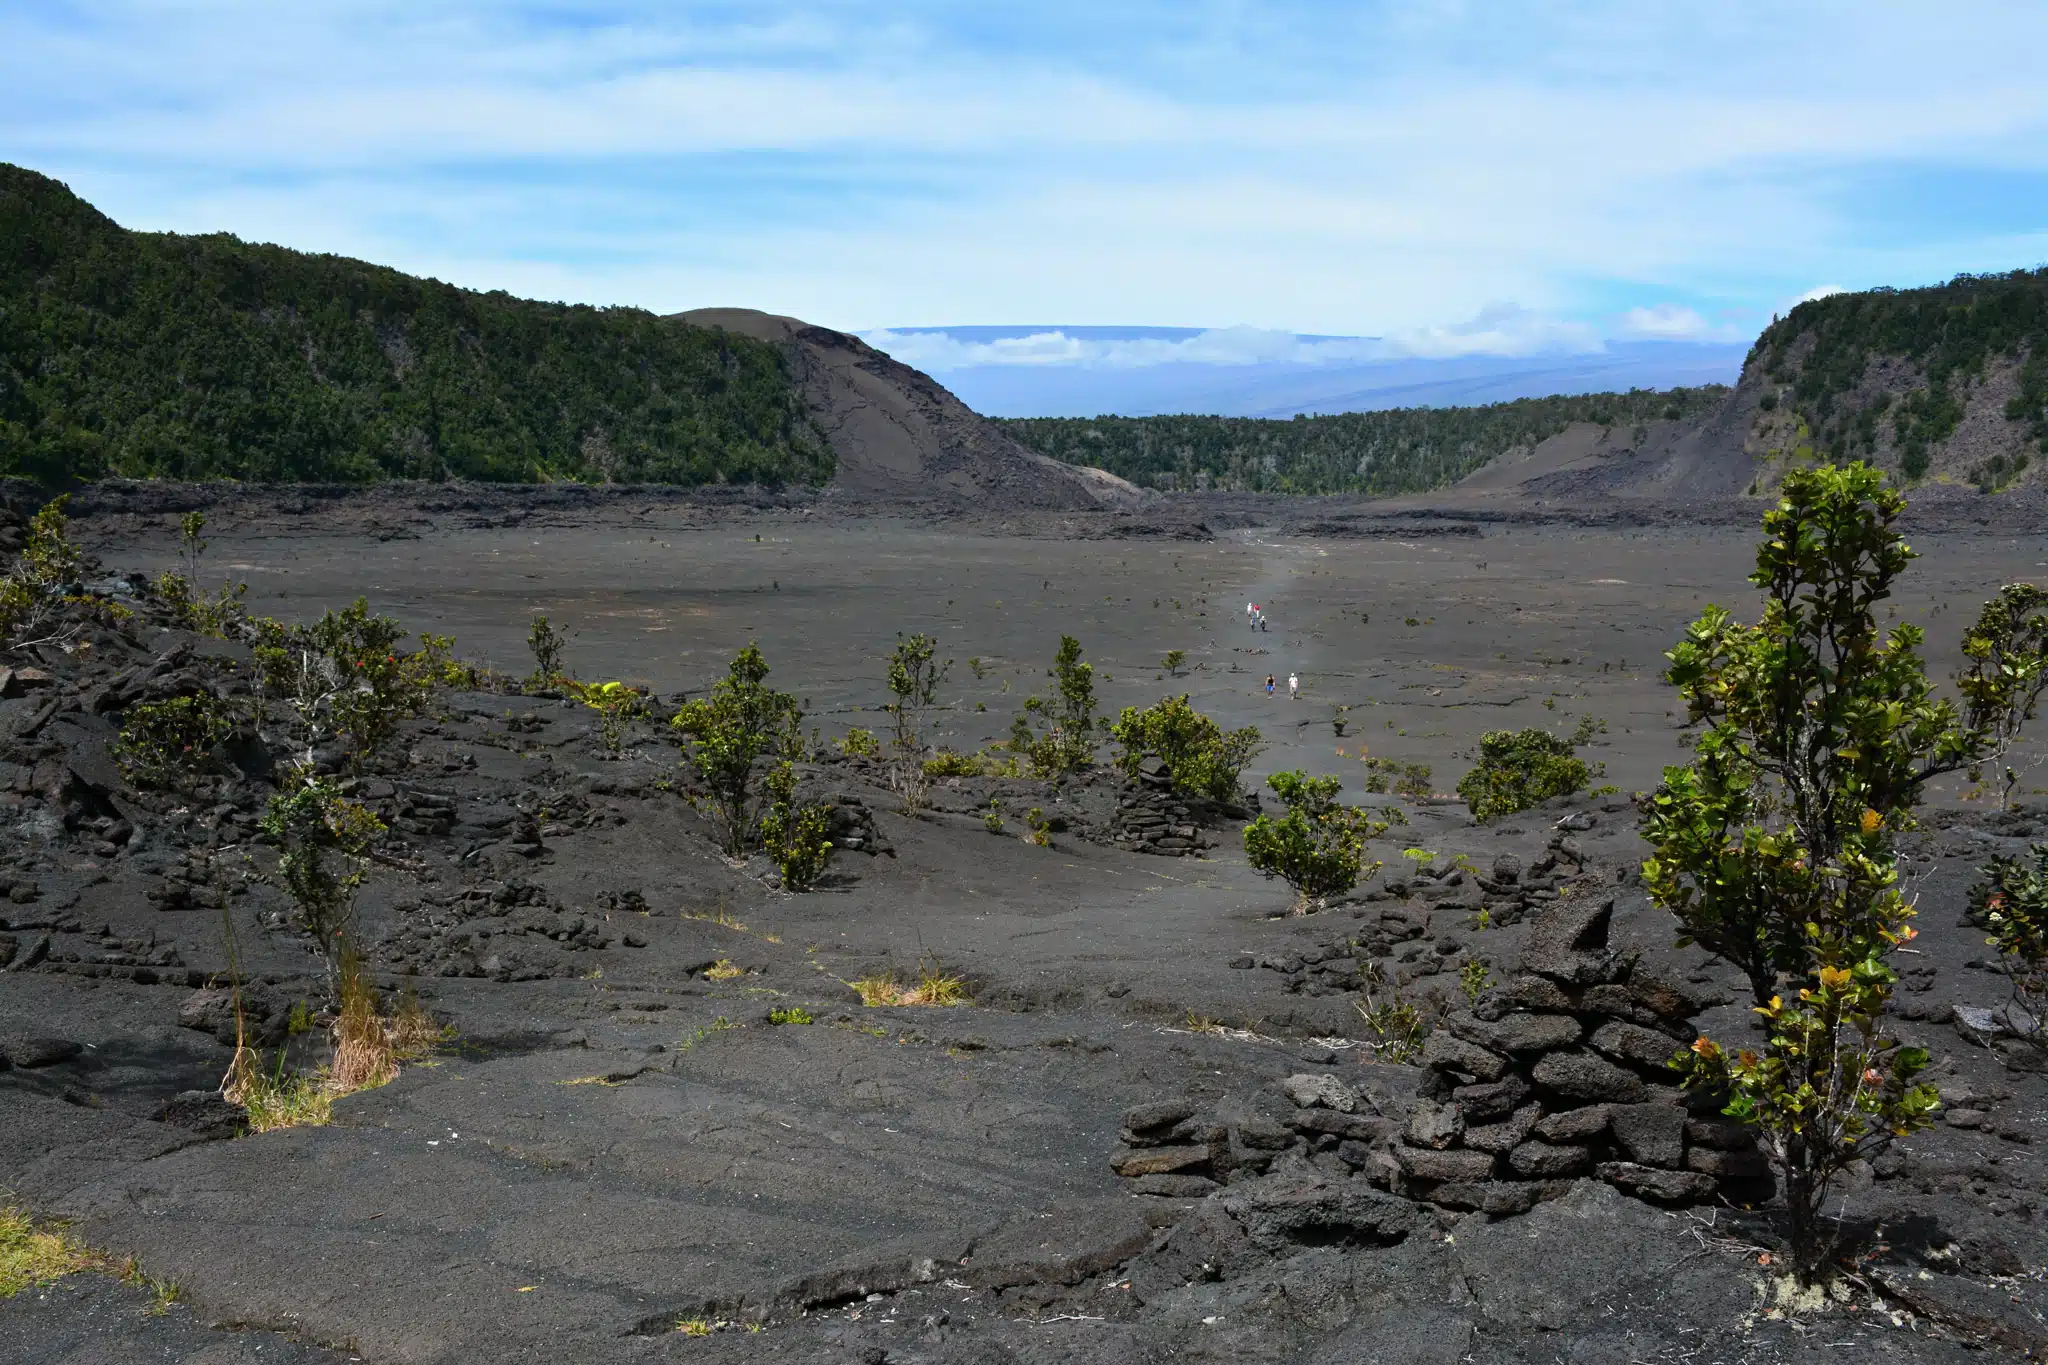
1247;602;1257;629
1258;610;1268;633
1288;672;1299;700
1265;673;1276;696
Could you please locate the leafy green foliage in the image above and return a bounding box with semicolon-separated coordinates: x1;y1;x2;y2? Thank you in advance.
1109;693;1262;801
253;599;440;769
0;164;830;486
1753;268;2048;471
527;615;566;685
1161;649;1186;676
995;388;1727;495
114;694;234;790
257;774;384;992
670;643;805;857
1971;842;2048;1049
1642;463;2045;1284
1956;584;2048;807
837;727;880;758
566;679;643;752
1242;771;1394;912
759;761;832;891
0;495;80;644
1360;754;1432;799
884;632;950;812
1457;721;1602;821
1007;635;1099;779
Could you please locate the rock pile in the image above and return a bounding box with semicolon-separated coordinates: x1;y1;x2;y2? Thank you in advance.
1109;1073;1403;1197
1104;756;1242;857
1388;896;1767;1215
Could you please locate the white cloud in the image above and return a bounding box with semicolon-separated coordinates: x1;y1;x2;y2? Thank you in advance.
1616;304;1743;341
863;306;1615;372
6;2;2048;336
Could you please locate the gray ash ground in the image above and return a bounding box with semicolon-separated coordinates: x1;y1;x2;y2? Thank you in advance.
4;486;2048;1363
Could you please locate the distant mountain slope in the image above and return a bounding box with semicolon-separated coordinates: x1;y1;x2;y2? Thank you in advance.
994;387;1727;495
1746;269;2048;492
0;164;829;486
676;309;1133;508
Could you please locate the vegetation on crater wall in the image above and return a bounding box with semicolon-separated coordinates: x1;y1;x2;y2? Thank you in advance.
0;164;831;487
996;387;1728;495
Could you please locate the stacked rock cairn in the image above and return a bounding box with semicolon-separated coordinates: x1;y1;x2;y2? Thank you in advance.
1388;895;1769;1216
1107;755;1231;858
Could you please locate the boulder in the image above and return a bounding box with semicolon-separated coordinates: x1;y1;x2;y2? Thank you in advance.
1394;1145;1499;1183
1427;1180;1562;1216
1110;1144;1212;1177
1531;1049;1649;1104
1122;1099;1197;1139
1452;1076;1531;1123
1449;1009;1582;1055
1597;1161;1716;1205
1462;1103;1543;1155
1608;1103;1687;1169
1508;1140;1592;1178
1685;1147;1771;1179
1589;1020;1686;1072
1282;1072;1361;1113
1405;1099;1464;1150
1533;1104;1612;1144
1421;1031;1509;1083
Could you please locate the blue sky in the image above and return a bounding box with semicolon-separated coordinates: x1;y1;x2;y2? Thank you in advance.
6;1;2048;371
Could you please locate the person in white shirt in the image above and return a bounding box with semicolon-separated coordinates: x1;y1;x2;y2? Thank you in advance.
1288;672;1299;699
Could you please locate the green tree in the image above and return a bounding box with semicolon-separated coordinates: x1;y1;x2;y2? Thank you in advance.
884;632;950;812
1643;463;2047;1285
1008;635;1099;779
671;643;805;857
1243;771;1396;913
1110;694;1262;801
257;774;385;997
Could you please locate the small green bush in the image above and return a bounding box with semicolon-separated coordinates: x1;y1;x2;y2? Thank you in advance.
837;727;880;758
759;762;832;891
671;643;805;857
0;497;81;646
1242;771;1394;912
527;615;566;684
1360;755;1432;799
1457;722;1603;822
768;1006;814;1025
1973;841;2048;1047
114;694;235;789
1110;694;1262;801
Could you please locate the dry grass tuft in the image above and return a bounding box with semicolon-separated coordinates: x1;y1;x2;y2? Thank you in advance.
850;960;970;1008
387;985;454;1061
329;956;397;1092
704;959;748;982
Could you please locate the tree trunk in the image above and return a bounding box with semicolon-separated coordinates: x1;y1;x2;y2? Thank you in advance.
1784;1134;1822;1284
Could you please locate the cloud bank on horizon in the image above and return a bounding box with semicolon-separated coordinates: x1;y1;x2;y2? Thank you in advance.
4;1;2046;391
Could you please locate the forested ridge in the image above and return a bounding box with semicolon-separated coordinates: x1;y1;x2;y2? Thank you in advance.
996;387;1728;495
0;164;831;486
1753;267;2048;479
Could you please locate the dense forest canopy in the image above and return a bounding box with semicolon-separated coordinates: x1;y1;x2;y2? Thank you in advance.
0;164;831;486
1753;267;2048;477
995;387;1729;495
